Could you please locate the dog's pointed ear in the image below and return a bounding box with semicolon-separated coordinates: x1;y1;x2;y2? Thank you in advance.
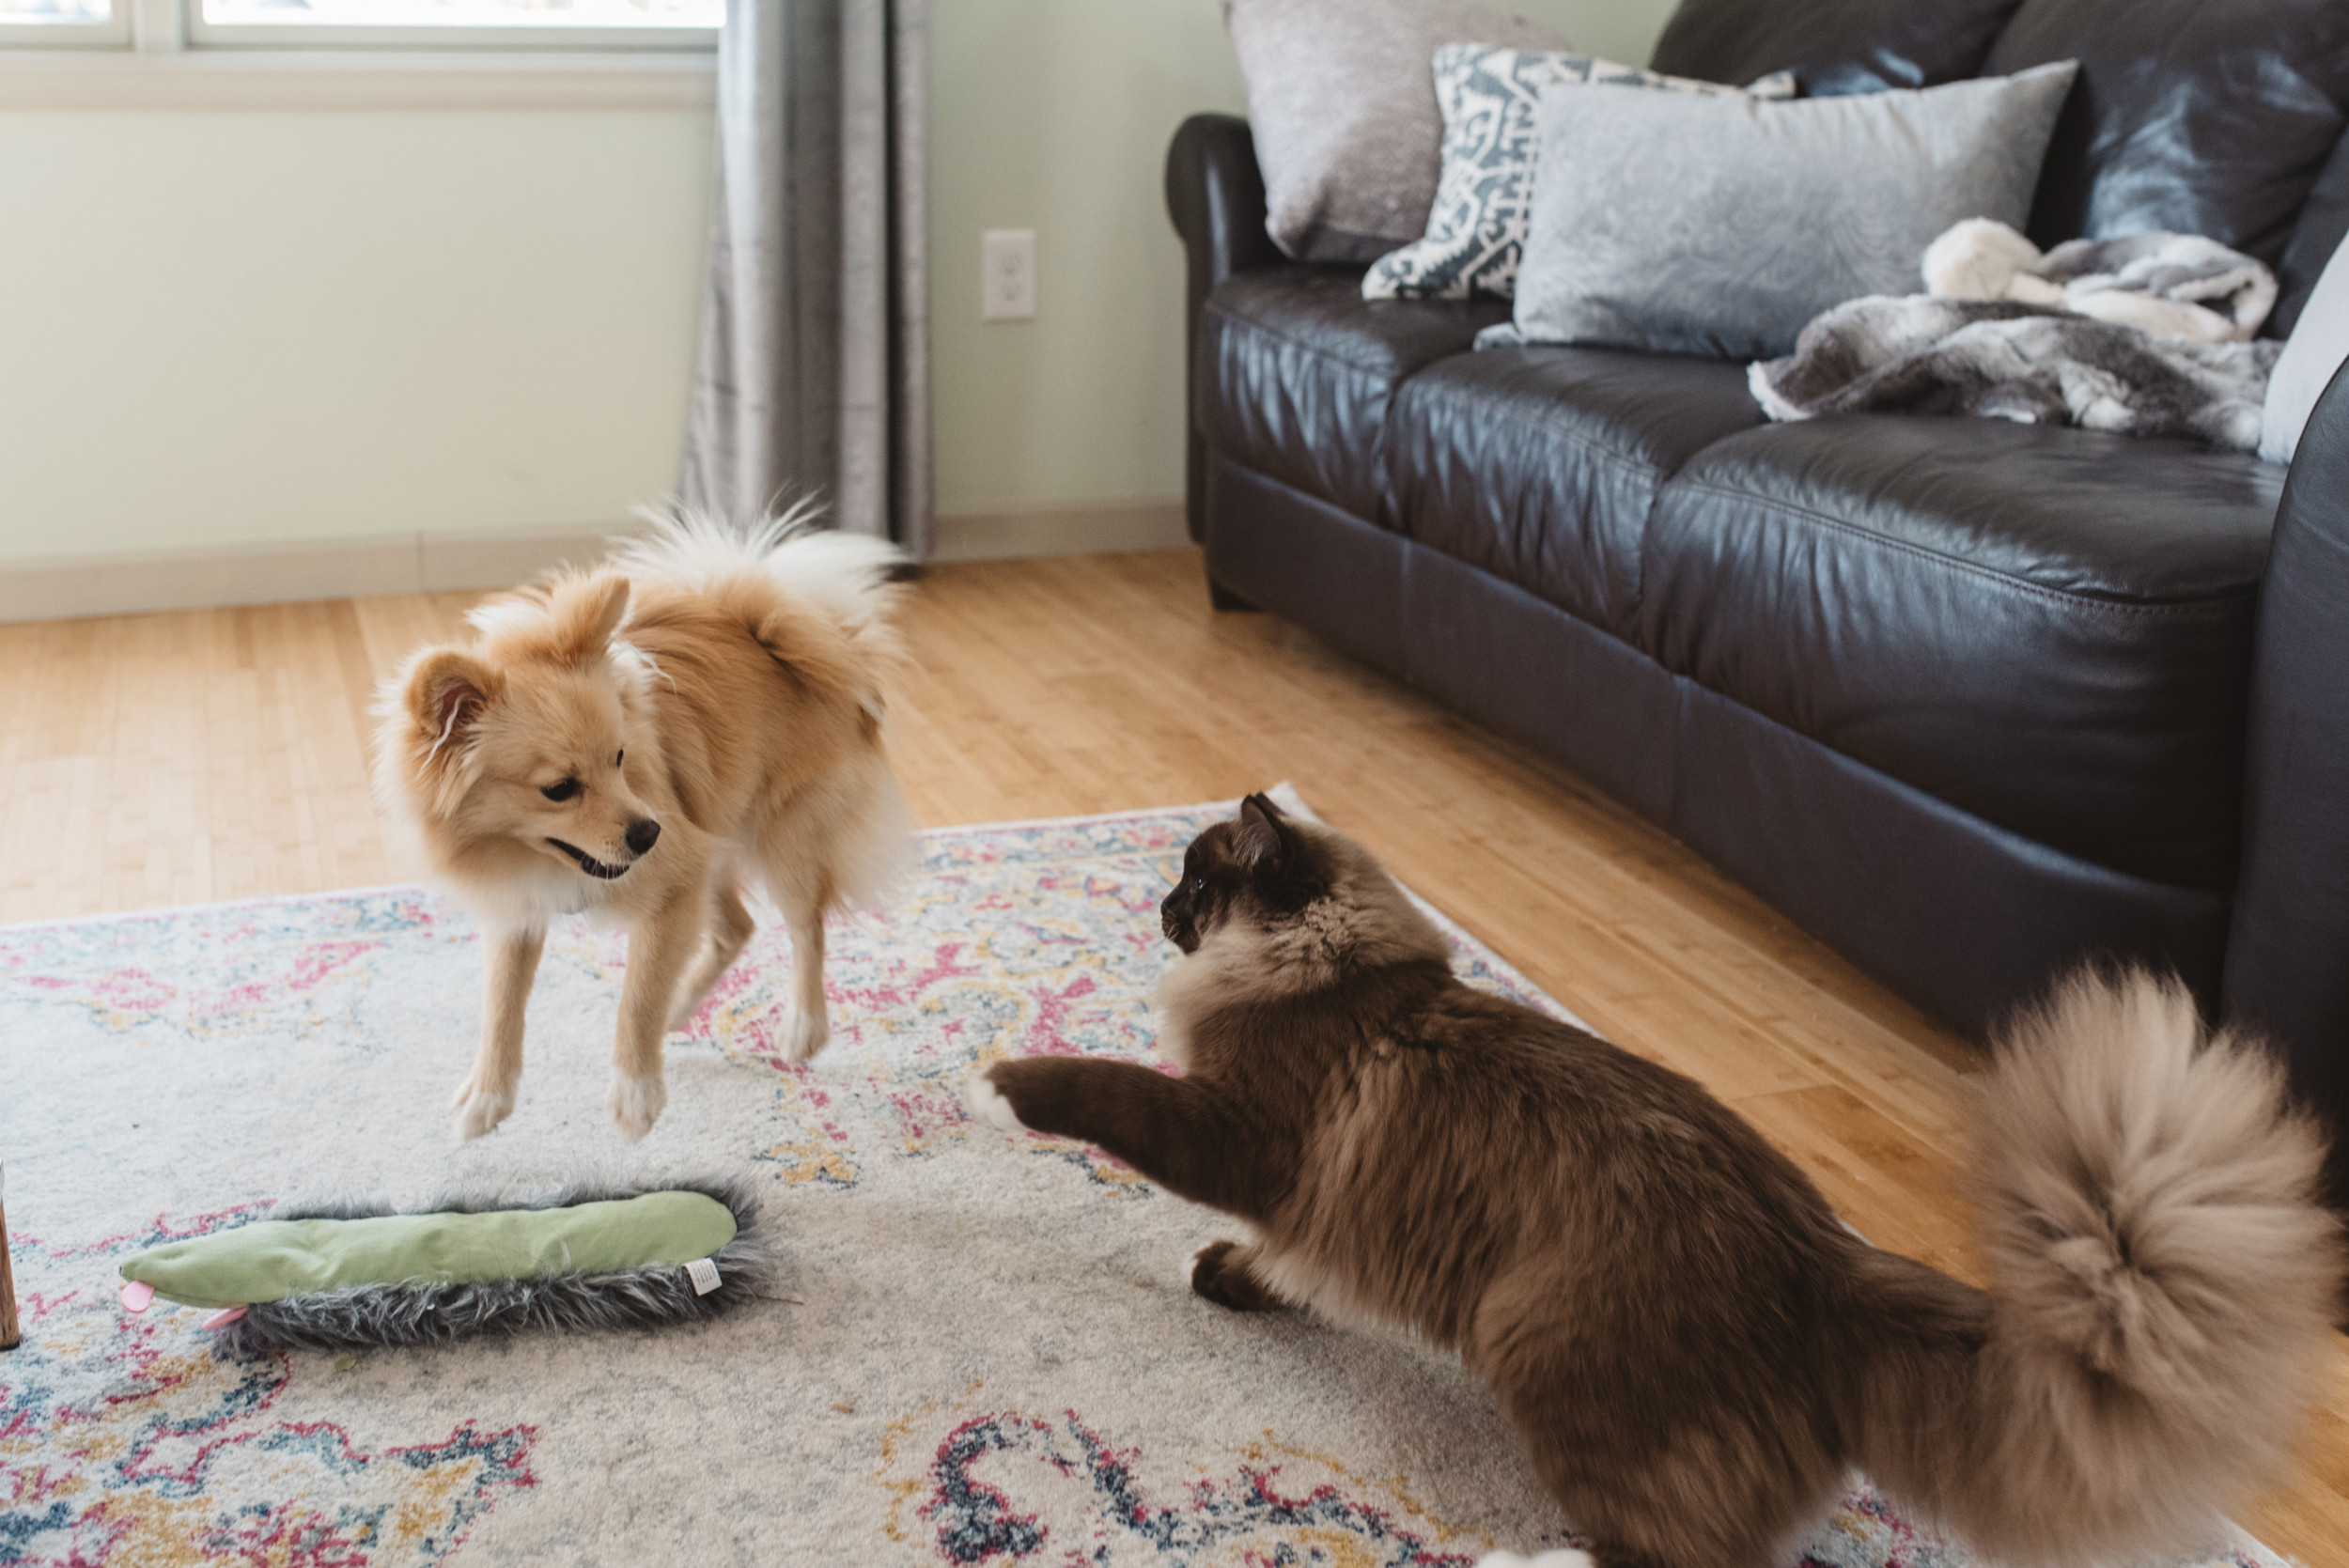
404;648;499;762
1235;793;1290;872
555;573;631;663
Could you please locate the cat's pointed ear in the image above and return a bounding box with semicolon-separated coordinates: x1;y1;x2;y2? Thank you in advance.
1236;793;1290;871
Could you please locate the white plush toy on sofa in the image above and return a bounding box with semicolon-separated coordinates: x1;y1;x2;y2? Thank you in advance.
1923;217;2278;343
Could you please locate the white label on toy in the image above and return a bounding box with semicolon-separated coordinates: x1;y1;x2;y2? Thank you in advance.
686;1257;722;1296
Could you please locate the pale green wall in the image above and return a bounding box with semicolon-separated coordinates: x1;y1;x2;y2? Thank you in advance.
0;0;1681;567
0;108;713;564
930;0;1682;519
928;0;1246;518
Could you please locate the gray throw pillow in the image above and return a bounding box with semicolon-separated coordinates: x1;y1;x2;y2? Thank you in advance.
1488;61;2078;359
1223;0;1564;264
1364;44;1797;302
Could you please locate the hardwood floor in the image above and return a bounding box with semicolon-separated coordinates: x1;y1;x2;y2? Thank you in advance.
3;545;2342;1562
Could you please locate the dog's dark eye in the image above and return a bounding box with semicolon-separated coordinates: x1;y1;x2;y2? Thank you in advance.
542;779;581;802
1192;877;1206;893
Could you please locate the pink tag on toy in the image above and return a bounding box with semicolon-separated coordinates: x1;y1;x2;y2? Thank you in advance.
200;1307;247;1330
119;1280;155;1312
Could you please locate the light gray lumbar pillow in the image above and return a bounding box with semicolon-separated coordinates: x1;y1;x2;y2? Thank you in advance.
1364;43;1797;302
2261;229;2349;465
1222;0;1564;265
1489;61;2079;360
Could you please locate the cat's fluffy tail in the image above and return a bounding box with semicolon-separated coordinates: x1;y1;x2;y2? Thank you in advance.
1847;969;2339;1564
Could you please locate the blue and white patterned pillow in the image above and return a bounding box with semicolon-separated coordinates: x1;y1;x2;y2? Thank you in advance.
1363;45;1798;302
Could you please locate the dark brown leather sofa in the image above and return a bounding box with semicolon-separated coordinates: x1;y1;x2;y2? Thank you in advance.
1167;0;2349;1196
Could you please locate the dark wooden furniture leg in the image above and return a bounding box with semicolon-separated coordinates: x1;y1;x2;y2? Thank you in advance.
1;1168;21;1350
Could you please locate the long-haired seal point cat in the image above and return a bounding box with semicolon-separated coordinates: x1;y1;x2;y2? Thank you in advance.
965;793;2341;1568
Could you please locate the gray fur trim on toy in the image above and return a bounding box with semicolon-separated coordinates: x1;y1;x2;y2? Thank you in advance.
215;1177;779;1356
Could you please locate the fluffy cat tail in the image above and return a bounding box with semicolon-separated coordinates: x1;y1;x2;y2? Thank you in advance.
1847;969;2339;1565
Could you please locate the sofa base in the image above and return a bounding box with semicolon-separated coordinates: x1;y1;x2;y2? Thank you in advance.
1205;454;2232;1038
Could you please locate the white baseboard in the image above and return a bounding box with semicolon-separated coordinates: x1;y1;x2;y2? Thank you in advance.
928;498;1189;562
0;501;1194;623
0;525;624;625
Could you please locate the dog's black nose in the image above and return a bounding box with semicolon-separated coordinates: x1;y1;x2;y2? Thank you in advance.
625;818;661;855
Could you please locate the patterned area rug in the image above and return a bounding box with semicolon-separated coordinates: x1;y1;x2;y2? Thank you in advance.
0;797;2294;1567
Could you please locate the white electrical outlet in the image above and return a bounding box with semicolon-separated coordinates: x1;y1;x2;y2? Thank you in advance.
981;229;1036;320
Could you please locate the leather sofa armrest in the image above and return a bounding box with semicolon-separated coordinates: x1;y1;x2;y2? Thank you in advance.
1166;113;1280;543
2223;358;2349;1209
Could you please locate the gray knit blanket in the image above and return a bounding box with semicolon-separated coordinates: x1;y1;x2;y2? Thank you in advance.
1750;295;2282;450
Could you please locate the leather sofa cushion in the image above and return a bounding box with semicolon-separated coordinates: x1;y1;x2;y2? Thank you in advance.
1641;417;2281;890
1650;0;2026;95
1381;346;1761;632
1196;267;1506;522
1988;0;2349;268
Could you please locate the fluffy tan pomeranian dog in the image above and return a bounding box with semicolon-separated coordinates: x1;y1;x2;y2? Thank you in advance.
373;509;914;1142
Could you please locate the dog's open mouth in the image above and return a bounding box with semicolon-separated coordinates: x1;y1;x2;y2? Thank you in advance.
547;839;630;879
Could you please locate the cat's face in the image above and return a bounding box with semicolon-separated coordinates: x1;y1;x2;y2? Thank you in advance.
1160;795;1326;954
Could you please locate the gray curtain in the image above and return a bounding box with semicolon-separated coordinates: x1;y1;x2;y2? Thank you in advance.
678;0;932;557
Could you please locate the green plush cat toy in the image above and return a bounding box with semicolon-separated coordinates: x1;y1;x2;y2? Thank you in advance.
117;1181;773;1354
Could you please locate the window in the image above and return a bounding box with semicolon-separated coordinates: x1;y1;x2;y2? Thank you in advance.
2;0;110;22
191;0;720;50
0;0;131;47
202;0;718;26
0;0;716;51
0;0;717;108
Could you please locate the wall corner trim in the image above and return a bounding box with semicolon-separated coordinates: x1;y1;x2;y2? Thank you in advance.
0;502;1192;623
0;525;626;624
928;497;1187;563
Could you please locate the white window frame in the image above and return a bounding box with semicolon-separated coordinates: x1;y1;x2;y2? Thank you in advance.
185;0;716;54
0;0;717;108
0;2;130;48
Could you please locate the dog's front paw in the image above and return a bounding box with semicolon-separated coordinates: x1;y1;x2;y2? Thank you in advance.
452;1077;517;1141
960;1067;1028;1134
608;1072;668;1142
780;1006;830;1064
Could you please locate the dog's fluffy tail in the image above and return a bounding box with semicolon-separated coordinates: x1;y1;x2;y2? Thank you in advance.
1845;969;2339;1565
616;501;907;643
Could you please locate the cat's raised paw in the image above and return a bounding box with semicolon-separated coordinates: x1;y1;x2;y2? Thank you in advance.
961;1069;1028;1134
